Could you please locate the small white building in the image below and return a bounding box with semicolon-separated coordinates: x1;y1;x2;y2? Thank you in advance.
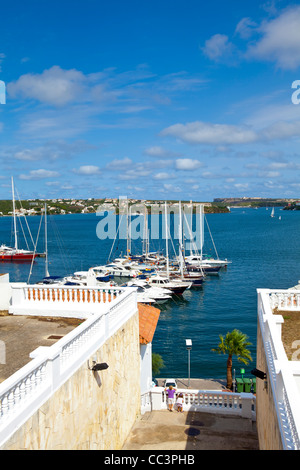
138;304;160;394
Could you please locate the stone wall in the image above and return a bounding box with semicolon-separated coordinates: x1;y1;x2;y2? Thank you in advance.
1;311;140;450
256;318;283;450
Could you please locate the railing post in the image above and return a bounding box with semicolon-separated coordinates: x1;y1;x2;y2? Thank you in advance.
241;393;253;418
48;352;61;391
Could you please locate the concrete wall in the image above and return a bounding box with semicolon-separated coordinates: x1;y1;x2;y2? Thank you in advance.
256;318;284;450
0;275;27;311
0;274;11;310
1;312;141;450
140;342;152;394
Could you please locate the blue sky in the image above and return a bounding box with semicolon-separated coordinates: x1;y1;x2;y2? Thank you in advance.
1;0;300;201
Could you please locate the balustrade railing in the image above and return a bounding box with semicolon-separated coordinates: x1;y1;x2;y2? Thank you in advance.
142;387;256;419
9;284;127;318
269;290;300;311
24;285;123;304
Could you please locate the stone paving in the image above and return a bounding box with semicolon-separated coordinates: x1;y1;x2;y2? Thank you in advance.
123;378;259;451
0;312;81;382
122;409;259;451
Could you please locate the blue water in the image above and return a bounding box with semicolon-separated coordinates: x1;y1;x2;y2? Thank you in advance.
1;207;300;380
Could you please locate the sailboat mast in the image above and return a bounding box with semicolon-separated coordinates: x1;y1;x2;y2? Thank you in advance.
179;201;184;278
164;201;169;277
143;204;149;257
200;204;204;260
45;203;49;277
11;176;18;250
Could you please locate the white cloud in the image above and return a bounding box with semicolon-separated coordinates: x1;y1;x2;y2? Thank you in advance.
161;121;257;145
203;7;300;70
259;120;300;141
161;119;300;146
163;183;182;193
8;66;86;106
73;165;101;175
45;181;60;186
175;158;204;170
246;6;300;69
119;169;151;180
202;34;235;62
106;157;132;169
144;146;176;158
235;17;257;39
0;140;94;163
153;172;173;180
234;183;249;190
19;169;60;180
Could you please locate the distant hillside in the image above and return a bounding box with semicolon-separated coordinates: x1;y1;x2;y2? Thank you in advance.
0;198;229;216
213;197;296;208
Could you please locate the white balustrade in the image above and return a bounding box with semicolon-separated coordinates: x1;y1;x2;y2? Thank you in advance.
257;289;300;450
145;387;256;419
9;284;127;319
269;290;300;311
0;288;137;448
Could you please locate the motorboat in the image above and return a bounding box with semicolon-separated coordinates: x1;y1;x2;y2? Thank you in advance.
184;254;230;268
94;263;138;278
126;280;172;303
185;261;222;274
147;275;191;295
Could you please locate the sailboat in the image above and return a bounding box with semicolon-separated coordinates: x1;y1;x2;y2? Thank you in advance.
270;207;275;218
183;204;230;273
156;201;202;287
0;178;43;262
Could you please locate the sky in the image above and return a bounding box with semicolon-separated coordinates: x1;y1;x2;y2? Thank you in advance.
1;0;300;201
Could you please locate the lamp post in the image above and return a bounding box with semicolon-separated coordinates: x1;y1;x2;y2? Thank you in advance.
185;339;192;388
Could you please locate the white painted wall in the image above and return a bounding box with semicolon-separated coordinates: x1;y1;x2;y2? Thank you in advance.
140;342;152;394
0;276;28;311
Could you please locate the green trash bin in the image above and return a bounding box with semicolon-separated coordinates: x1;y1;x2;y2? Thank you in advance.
243;378;252;393
251;378;256;393
236;378;244;393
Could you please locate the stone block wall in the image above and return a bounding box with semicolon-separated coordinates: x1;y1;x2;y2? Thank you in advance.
1;311;140;450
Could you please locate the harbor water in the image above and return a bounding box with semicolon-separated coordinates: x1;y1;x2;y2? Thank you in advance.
1;206;299;380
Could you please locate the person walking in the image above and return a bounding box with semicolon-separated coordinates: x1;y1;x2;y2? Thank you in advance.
165;385;176;411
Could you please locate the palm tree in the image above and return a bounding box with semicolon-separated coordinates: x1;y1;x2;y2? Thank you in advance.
212;329;252;390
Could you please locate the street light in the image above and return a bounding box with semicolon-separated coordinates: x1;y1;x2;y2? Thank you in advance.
185;339;192;387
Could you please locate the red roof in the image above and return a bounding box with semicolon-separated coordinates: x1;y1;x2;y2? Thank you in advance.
138;303;160;344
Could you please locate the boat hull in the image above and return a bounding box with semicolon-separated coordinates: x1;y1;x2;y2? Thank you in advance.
186;265;221;274
0;253;38;262
0;254;37;263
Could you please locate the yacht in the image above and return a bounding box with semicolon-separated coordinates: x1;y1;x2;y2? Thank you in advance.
126;280;172;304
147;275;191;295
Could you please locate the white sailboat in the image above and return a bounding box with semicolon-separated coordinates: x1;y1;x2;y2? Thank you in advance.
184;204;230;273
270;207;275;218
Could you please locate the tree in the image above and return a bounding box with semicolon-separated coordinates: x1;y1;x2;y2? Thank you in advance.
212;329;252;390
152;353;165;377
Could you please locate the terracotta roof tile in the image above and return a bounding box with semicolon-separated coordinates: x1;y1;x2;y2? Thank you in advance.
138;303;160;344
